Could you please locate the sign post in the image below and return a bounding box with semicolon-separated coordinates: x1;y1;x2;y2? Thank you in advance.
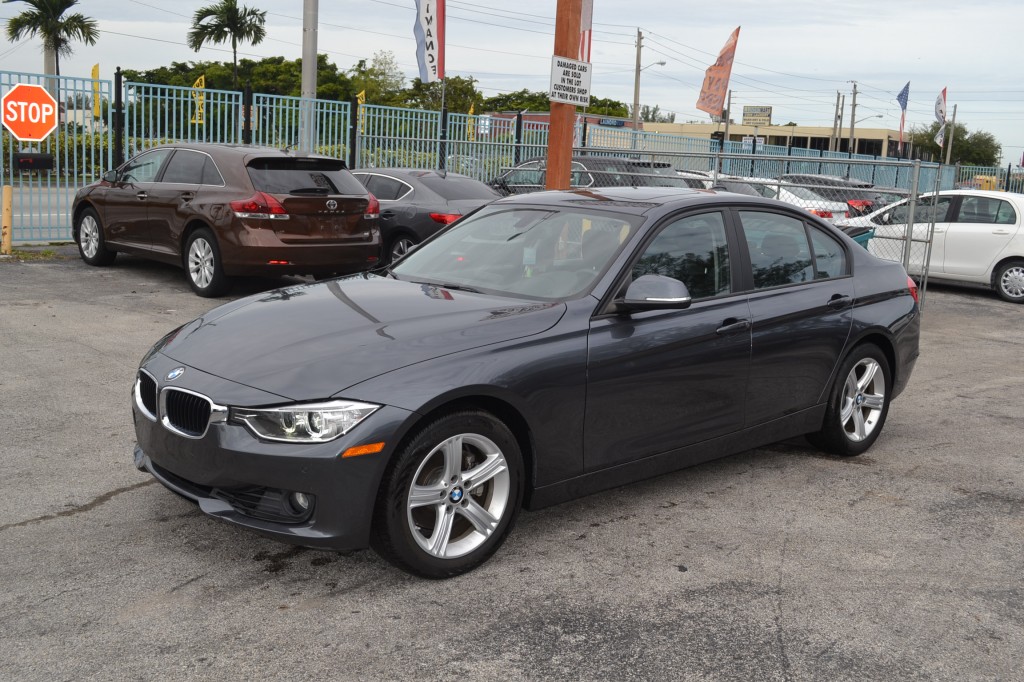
2;83;60;142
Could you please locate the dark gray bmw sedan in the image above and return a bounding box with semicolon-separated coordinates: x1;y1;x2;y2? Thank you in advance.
132;187;920;578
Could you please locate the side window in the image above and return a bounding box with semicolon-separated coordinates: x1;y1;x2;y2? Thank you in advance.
914;196;954;223
160;150;207;184
632;212;731;299
120;149;172;183
739;211;814;288
363;175;408;201
570;162;594;188
507;161;543;186
955;196;1016;224
201;156;224;185
808;228;847;280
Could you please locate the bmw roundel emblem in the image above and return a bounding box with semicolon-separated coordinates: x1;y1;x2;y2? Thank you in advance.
449;487;464;503
326;199;338;210
166;367;186;381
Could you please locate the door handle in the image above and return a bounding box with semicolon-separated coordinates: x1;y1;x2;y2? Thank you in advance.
181;192;195;202
380;210;396;219
716;318;750;335
826;294;852;310
135;191;148;200
992;229;1011;235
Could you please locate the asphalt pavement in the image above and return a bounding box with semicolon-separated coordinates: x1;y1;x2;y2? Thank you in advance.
1;247;1021;681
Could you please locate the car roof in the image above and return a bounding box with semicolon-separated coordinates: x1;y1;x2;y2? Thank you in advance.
489;185;791;215
354;168;476;180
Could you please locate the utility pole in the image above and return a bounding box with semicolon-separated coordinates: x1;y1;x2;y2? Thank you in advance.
299;0;319;152
829;91;841;152
847;82;858;156
546;0;582;190
632;29;643;132
945;103;958;165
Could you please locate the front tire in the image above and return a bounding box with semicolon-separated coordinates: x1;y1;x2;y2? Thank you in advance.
184;228;231;297
372;410;524;578
994;260;1024;303
75;207;116;266
808;343;891;456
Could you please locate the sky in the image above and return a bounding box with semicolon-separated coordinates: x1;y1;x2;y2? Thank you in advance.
2;0;1022;163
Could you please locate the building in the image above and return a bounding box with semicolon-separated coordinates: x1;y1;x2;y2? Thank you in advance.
644;122;903;159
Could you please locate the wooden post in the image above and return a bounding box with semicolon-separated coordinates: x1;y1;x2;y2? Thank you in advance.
1;185;12;255
546;0;582;190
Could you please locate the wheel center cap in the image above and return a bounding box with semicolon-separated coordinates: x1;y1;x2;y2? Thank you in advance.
449;486;464;503
856;394;865;406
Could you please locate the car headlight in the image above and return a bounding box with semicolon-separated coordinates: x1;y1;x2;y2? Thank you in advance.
230;400;380;443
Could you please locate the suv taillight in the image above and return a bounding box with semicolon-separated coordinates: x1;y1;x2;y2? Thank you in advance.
364;193;380;219
230;192;289;220
809;208;833;219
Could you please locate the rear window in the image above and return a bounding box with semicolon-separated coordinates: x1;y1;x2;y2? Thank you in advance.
246;158;366;195
417;174;500;200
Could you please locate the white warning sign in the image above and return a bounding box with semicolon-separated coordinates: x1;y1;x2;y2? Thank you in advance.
549;56;592;108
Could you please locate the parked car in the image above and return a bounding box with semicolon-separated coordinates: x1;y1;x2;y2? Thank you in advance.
72;143;381;297
836;189;1024;302
490;155;689;195
734;177;852;221
352;168;500;263
132;186;920;578
779;173;881;217
626;161;704;188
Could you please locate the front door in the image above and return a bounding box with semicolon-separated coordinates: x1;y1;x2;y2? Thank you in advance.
584;211;751;472
101;148;173;250
941;195;1021;276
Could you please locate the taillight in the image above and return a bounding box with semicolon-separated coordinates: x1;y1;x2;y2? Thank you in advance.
809;209;833;219
230;192;289;220
907;276;919;304
848;200;873;216
429;212;461;225
364;193;380;220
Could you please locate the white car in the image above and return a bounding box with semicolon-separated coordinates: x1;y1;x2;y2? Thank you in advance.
727;178;852;222
836;190;1024;303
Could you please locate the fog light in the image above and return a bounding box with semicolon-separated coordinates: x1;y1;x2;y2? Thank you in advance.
289;491;311;513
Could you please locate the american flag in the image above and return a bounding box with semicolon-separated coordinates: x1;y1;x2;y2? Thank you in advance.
579;0;593;62
896;82;910;154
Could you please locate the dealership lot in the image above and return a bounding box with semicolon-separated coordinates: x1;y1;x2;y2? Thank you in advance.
1;249;1021;680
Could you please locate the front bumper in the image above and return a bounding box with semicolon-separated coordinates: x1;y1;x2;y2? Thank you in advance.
132;357;414;552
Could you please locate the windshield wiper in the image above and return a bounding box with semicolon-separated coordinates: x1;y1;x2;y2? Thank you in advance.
437;282;481;293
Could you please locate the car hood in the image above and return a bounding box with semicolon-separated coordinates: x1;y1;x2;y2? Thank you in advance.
156;274;565;402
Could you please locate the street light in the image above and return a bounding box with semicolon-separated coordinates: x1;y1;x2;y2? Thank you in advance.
855;114;883;125
849;114;883;155
632;60;666;132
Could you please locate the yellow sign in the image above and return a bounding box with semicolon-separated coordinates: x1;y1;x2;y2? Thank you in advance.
356;90;366;105
91;64;101;118
191;75;205;124
467;103;475;141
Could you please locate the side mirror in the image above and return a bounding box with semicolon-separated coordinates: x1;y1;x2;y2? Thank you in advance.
621;274;692;312
102;170;118;183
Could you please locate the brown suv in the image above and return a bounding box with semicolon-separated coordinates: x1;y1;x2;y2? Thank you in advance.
72;143;381;296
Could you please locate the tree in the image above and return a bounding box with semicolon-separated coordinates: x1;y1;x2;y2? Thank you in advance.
4;0;98;76
909;121;1001;167
402;76;481;112
638;104;675;123
187;0;267;89
349;51;406;106
587;97;628;118
480;89;552;112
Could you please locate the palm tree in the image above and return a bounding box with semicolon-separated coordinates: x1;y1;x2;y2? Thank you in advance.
187;0;267;89
4;0;98;77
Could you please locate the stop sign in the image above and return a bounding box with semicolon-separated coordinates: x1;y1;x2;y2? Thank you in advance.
2;83;59;142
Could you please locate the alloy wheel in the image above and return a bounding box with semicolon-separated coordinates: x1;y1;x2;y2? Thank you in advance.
839;358;887;442
405;433;510;559
188;238;214;289
80;215;99;259
390;237;415;262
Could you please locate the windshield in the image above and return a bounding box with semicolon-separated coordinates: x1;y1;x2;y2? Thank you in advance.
392;206;643;300
246;158;366;195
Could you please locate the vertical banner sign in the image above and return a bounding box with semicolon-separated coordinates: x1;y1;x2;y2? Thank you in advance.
934;87;947;148
414;0;445;83
896;81;910;153
91;64;101;119
696;26;740;117
190;75;205;124
579;0;593;62
467;102;475;141
356;89;366;133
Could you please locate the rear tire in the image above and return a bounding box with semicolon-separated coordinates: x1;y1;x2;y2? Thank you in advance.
184;228;231;297
75;207;116;266
388;235;417;264
994;260;1024;303
808;343;891;456
372;410;524;578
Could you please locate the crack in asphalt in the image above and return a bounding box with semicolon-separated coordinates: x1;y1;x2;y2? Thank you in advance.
0;479;156;533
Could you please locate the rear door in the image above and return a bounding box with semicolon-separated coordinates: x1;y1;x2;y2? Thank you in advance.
247;157;373;244
735;209;854;426
941;195;1020;276
146;149;207;258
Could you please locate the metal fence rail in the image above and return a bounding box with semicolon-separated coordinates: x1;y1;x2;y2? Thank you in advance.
125;81;241;154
